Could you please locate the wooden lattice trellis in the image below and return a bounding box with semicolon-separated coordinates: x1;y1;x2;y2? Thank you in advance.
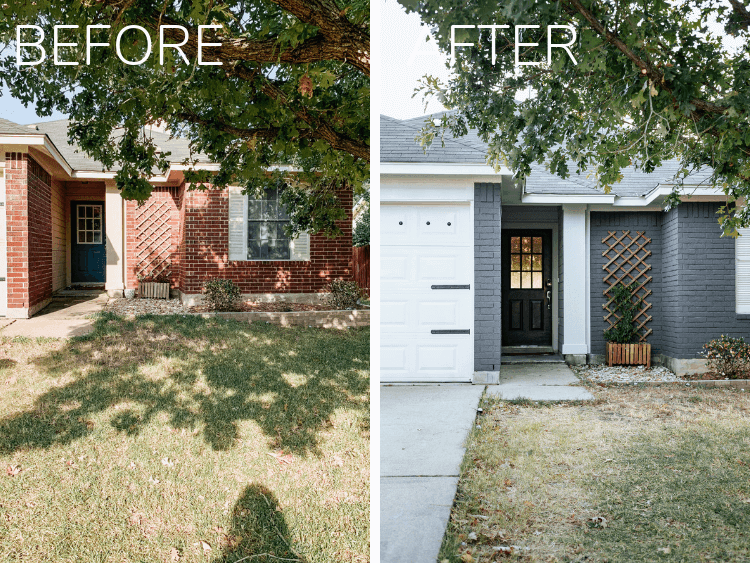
602;230;653;342
135;199;172;280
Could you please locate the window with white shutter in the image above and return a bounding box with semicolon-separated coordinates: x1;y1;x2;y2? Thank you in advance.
736;228;750;313
227;186;310;261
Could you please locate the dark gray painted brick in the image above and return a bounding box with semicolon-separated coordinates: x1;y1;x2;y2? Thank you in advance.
591;203;750;359
474;183;502;370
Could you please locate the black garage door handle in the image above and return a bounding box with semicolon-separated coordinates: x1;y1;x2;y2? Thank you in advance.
431;285;470;290
431;329;470;334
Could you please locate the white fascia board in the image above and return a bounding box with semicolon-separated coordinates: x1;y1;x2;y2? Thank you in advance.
521;193;616;204
0;135;46;145
381;162;510;176
169;162;222;172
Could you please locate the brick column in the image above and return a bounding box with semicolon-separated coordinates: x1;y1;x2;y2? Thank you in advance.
4;152;53;318
5;152;30;318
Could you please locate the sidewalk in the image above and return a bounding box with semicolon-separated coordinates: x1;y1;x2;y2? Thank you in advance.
380;363;593;563
380;384;484;563
0;294;108;338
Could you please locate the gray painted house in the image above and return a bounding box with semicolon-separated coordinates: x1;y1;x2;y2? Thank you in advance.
380;113;748;381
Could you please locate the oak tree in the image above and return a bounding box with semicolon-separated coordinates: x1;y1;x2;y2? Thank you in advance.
400;0;750;233
0;0;369;235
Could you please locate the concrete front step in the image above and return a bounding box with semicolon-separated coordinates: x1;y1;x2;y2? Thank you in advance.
501;354;565;364
476;363;595;401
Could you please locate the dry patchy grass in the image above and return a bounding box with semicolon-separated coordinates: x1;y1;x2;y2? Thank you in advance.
0;314;369;563
440;386;750;563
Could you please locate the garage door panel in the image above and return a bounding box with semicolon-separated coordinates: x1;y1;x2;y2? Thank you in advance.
381;292;470;333
382;246;472;287
381;204;471;246
381;203;474;383
381;336;473;382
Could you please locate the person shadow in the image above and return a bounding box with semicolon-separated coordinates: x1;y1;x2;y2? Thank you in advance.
214;484;307;563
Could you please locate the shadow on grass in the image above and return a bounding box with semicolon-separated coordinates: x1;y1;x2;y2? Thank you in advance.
213;484;307;563
0;313;369;456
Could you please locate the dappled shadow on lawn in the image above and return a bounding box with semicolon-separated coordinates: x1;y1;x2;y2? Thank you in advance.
213;484;307;563
0;314;369;456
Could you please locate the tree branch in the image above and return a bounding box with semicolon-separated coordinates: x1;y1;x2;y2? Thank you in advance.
563;0;728;119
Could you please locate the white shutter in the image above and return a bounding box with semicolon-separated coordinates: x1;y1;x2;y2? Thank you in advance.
228;186;248;261
290;232;310;261
737;228;750;313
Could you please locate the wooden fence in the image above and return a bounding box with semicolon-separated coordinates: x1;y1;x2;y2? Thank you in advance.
353;246;370;296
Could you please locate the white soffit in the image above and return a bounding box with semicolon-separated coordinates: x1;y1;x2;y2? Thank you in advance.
381;162;510;176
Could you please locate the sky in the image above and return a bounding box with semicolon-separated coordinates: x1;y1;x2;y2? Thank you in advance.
0;86;65;124
380;0;450;120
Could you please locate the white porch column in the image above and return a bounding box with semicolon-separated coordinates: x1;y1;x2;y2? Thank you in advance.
561;204;588;355
105;180;125;296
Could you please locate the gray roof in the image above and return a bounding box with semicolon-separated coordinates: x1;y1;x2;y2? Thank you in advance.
0;117;35;135
380;114;486;163
382;113;714;197
1;118;209;173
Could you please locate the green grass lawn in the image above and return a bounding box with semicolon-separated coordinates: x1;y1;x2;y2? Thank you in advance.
0;314;369;563
440;386;750;563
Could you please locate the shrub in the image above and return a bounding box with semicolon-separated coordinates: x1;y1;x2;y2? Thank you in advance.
203;278;241;311
353;205;370;247
327;280;361;309
701;335;750;378
603;282;641;343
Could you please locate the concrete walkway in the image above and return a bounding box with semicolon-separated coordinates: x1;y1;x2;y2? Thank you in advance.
0;294;108;338
381;384;484;563
380;364;593;563
484;363;595;401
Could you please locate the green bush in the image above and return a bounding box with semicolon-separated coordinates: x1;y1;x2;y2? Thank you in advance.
203;278;241;311
353;205;370;247
603;282;641;343
701;335;750;378
327;280;361;309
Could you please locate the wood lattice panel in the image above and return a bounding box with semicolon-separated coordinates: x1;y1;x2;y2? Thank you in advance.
135;199;172;280
602;230;653;342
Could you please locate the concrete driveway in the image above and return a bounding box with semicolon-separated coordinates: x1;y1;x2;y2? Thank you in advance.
380;384;484;563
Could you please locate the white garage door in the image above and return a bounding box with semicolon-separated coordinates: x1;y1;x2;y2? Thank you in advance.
381;203;474;382
0;169;6;317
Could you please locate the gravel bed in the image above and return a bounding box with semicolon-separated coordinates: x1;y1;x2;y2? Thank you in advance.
104;298;190;316
104;298;355;316
572;364;683;383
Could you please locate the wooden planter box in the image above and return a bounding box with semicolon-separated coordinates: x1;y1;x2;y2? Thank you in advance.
138;282;170;299
607;342;651;367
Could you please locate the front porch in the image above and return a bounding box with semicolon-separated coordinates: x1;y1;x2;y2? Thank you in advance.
1;151;127;318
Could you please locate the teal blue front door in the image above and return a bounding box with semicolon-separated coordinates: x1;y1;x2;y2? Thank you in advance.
71;201;106;283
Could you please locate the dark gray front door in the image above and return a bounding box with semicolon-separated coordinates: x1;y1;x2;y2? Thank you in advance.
71;201;106;283
502;230;553;346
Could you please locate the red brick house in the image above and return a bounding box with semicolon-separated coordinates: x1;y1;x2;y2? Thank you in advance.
0;118;353;318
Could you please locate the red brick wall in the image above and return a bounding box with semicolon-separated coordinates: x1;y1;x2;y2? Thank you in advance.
177;184;353;294
27;158;52;308
5;152;29;311
126;183;353;295
4;153;52;312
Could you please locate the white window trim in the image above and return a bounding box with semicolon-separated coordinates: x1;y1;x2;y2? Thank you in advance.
227;186;310;262
75;204;104;245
